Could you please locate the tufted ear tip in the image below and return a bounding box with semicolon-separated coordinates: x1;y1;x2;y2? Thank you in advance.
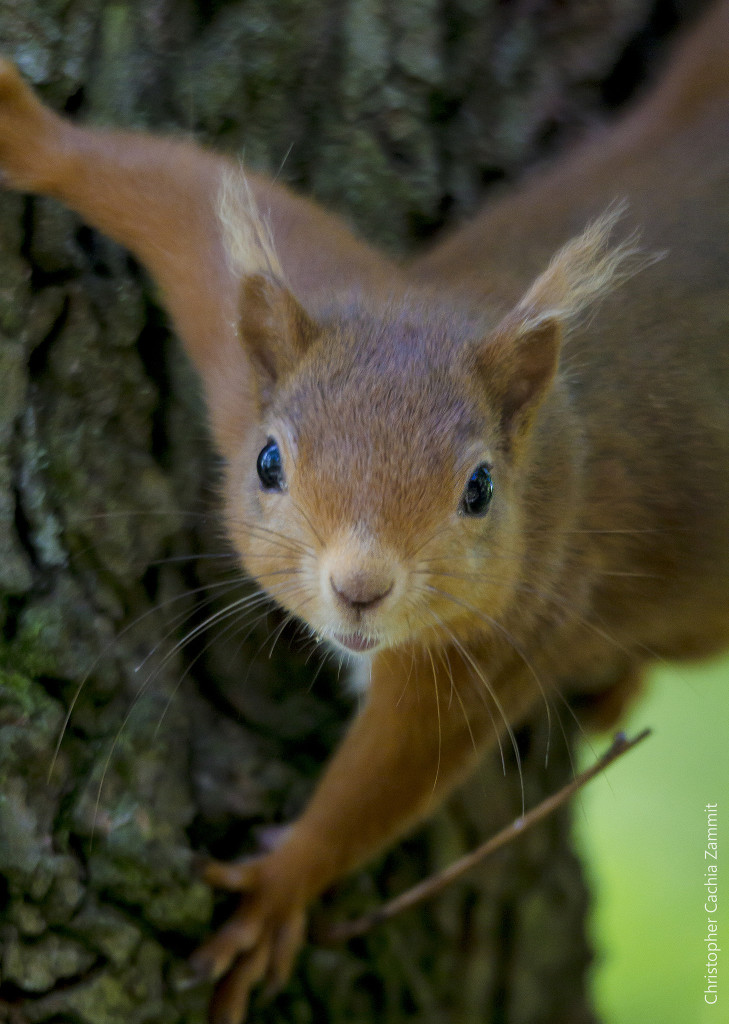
475;207;644;441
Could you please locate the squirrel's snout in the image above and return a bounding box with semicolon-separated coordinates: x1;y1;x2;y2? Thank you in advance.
329;571;394;612
322;533;399;623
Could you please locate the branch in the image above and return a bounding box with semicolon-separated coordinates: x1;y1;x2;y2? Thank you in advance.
320;728;651;944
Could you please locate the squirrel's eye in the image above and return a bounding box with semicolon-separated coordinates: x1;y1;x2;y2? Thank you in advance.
256;438;285;491
460;463;493;517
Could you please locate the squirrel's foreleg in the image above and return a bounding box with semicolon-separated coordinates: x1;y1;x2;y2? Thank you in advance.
193;645;518;1024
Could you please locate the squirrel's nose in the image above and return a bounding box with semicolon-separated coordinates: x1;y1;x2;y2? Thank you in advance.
329;571;393;612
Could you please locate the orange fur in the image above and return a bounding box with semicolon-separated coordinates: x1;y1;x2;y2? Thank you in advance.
1;4;729;1019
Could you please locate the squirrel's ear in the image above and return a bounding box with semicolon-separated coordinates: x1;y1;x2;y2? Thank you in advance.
477;207;642;442
475;309;562;441
239;274;319;403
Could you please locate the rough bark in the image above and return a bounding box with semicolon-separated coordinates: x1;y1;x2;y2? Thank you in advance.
0;2;710;1022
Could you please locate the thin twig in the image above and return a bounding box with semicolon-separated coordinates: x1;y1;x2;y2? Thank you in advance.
321;728;651;943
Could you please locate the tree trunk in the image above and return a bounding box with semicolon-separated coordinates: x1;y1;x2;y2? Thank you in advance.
0;2;709;1022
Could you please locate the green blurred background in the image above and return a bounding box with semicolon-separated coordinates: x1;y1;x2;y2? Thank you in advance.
575;659;727;1024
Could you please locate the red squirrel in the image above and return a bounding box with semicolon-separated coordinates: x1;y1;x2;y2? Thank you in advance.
1;2;729;1020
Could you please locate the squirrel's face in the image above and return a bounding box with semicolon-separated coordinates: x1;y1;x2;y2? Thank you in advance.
219;211;623;665
224;302;541;659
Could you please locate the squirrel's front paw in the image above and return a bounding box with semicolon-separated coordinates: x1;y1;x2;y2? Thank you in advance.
192;855;307;1024
0;58;26;103
0;58;61;191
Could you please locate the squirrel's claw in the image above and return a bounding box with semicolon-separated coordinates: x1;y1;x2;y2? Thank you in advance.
192;854;307;1024
199;856;262;892
208;942;270;1024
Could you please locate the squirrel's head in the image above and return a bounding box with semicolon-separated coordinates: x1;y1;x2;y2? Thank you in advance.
218;205;639;660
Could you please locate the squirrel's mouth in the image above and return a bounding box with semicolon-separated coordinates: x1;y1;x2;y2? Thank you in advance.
331;632;381;653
